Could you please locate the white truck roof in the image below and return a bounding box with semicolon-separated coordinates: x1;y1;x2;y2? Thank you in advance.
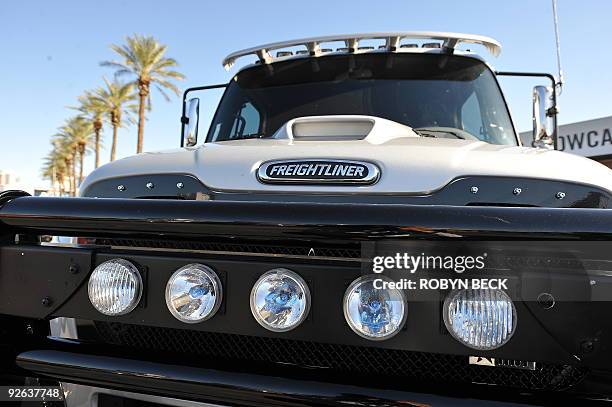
222;31;501;71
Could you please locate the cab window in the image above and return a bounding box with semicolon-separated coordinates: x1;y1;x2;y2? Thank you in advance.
209;100;262;142
460;92;483;138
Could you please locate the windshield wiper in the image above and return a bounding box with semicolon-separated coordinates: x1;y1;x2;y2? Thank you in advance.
413;127;479;141
230;132;267;140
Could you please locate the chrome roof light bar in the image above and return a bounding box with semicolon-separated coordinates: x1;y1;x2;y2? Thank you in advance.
222;31;501;70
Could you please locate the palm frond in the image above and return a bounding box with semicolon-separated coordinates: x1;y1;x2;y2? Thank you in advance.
153;69;185;80
100;60;130;71
151;57;177;71
103;34;185;104
154;79;180;96
154;84;171;102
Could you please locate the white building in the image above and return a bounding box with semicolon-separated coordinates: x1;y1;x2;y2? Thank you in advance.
0;170;51;196
520;115;612;169
0;170;22;192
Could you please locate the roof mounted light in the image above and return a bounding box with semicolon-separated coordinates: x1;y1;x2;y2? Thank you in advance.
222;32;502;70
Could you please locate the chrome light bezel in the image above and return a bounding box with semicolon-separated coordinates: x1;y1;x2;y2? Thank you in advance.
250;268;311;332
343;274;407;341
443;288;517;350
165;263;223;324
88;258;143;316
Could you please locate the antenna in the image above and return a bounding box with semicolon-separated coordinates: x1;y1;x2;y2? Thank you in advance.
552;0;564;94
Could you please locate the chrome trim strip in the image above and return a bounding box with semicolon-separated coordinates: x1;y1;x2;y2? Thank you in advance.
257;159;380;185
49;317;78;339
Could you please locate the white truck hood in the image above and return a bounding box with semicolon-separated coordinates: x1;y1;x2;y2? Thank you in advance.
81;116;612;194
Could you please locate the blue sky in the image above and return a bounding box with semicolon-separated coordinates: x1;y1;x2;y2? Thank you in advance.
1;0;611;189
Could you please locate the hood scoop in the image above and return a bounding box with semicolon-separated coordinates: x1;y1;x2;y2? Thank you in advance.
292;117;373;141
274;115;420;144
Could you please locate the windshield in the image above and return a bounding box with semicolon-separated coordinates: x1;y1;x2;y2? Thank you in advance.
207;53;517;145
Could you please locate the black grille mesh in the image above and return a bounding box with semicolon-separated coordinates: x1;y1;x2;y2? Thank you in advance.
94;238;361;259
95;322;587;392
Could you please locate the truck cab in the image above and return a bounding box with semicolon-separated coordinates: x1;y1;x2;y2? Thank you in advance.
80;32;612;207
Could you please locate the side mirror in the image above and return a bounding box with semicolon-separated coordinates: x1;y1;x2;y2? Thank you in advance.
182;97;200;147
532;86;553;148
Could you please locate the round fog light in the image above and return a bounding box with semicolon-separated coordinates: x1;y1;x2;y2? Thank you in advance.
343;275;406;341
250;268;310;332
166;264;222;323
443;289;516;350
88;259;142;316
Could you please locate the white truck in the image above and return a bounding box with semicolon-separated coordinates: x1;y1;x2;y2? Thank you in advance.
1;32;612;406
80;32;612;205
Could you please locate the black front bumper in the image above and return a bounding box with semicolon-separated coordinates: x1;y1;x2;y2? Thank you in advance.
1;192;612;405
15;345;601;407
0;193;611;240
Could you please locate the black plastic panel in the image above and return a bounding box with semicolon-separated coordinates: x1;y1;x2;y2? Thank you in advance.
49;249;576;364
81;174;210;200
212;176;612;208
81;175;612;208
0;246;92;318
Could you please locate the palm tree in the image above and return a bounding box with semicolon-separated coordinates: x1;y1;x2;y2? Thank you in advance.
42;150;68;195
76;91;106;168
101;34;185;153
60;116;93;185
92;78;136;161
51;134;77;196
50;117;93;195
